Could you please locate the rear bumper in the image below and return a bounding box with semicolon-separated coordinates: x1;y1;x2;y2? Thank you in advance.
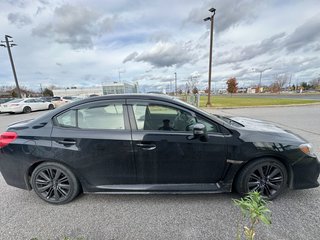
0;149;30;190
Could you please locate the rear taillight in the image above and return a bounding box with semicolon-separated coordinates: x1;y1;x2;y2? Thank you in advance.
0;132;18;148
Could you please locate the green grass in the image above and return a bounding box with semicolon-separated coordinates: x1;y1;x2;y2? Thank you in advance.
199;95;320;108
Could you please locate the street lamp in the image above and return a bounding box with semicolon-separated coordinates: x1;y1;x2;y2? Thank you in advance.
1;35;22;98
252;67;272;93
204;7;216;107
174;72;177;95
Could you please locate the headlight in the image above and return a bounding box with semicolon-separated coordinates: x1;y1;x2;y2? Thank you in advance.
299;143;315;156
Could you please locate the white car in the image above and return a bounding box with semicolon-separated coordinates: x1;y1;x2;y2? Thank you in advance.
51;96;84;108
0;98;55;114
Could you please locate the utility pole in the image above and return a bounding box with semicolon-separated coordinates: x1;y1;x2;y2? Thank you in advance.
174;72;177;95
252;67;272;93
204;8;216;107
0;35;21;98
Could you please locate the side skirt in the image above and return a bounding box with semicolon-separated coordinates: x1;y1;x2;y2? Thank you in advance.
83;183;232;194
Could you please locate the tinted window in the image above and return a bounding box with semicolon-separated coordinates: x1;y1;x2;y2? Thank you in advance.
56;110;77;128
197;116;219;133
132;104;196;131
55;104;125;130
78;104;125;130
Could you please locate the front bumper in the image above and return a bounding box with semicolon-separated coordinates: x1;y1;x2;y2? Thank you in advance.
290;154;320;189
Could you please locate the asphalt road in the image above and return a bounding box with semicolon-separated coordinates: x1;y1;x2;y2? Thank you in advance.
0;106;319;240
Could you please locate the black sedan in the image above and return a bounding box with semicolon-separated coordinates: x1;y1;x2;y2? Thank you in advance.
0;94;319;204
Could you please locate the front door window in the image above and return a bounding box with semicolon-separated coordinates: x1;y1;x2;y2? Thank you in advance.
132;104;196;132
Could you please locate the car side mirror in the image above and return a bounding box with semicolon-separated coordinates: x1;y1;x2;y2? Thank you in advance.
192;123;208;142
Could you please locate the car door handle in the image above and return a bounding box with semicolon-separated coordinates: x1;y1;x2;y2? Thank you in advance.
57;139;76;146
136;143;156;151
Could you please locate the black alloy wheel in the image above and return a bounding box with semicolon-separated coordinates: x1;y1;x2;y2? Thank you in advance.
235;158;287;200
31;162;80;204
23;106;31;113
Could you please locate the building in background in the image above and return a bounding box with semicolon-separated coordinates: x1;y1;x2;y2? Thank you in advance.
52;87;103;97
102;82;137;95
52;83;137;97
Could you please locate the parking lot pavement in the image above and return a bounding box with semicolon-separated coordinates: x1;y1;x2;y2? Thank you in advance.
0;111;47;132
0;106;319;240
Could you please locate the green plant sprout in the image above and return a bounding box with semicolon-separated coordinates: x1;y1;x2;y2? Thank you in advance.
233;191;271;240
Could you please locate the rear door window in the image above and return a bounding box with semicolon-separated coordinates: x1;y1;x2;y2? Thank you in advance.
78;104;125;130
54;103;125;130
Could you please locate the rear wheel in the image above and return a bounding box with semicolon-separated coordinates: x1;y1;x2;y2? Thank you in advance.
235;158;287;200
48;104;54;110
31;162;80;204
23;106;31;113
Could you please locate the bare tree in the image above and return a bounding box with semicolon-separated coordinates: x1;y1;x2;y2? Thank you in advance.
310;77;320;90
270;73;289;93
186;76;199;95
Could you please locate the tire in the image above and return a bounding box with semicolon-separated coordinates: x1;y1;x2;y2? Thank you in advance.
234;158;287;200
48;104;54;110
30;162;80;204
23;106;31;113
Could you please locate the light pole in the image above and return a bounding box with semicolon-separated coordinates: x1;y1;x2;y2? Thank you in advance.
174;72;177;95
118;68;125;83
252;67;271;93
204;7;216;107
0;35;22;98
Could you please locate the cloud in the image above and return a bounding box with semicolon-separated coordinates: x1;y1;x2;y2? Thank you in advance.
35;7;46;16
38;0;50;5
284;13;320;51
148;31;172;42
186;0;262;33
7;12;32;28
123;52;139;63
131;41;195;67
213;12;320;67
5;0;26;8
270;56;319;74
32;4;116;49
217;32;286;65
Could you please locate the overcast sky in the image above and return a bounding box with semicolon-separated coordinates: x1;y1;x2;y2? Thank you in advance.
0;0;319;92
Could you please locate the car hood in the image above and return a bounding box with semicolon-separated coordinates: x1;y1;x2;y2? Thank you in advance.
229;116;306;144
230;117;288;133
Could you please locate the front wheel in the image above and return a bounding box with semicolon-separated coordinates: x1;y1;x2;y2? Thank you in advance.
234;158;288;200
31;162;80;204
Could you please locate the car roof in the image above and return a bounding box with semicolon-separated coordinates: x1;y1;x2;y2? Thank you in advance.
32;94;176;121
